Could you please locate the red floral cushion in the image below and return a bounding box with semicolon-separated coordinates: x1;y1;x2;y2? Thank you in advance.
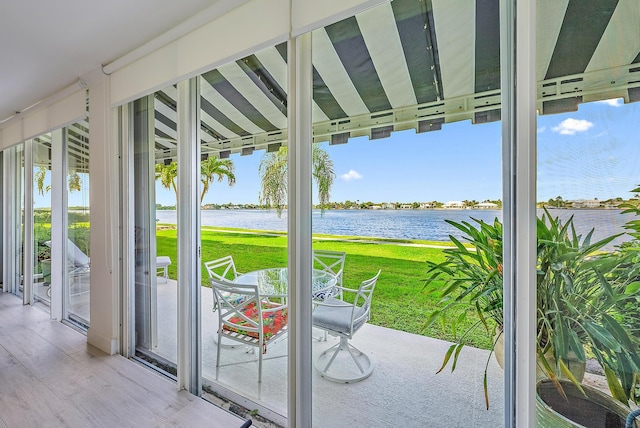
223;302;288;342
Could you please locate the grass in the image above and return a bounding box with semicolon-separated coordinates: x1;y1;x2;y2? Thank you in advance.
156;225;493;350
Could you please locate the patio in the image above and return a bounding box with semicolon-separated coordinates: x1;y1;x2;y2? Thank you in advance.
152;278;505;427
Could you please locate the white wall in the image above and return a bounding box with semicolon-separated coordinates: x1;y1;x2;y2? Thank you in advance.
87;69;120;354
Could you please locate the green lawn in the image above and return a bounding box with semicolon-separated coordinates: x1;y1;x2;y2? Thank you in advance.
156;225;493;349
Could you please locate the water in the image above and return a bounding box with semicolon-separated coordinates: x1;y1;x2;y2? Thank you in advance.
155;208;633;247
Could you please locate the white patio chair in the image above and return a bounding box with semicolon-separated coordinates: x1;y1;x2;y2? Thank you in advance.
205;256;245;347
211;278;288;383
45;239;90;295
312;250;346;340
312;250;346;298
312;270;381;383
204;255;241;282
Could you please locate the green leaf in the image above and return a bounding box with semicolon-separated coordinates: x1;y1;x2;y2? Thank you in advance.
604;365;629;404
583;321;621;353
601;313;636;353
451;343;465;372
566;330;585;362
484;371;489;410
436;344;456;374
558;359;585;396
625;281;640;294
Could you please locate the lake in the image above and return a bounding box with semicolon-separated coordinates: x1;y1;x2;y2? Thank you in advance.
156;208;633;248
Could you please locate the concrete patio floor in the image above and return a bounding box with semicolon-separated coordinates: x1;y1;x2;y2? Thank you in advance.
152;279;505;427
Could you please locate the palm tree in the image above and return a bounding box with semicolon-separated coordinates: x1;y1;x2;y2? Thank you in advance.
35;166;51;196
154;157;236;203
258;145;335;216
200;157;235;204
35;166;82;195
155;162;178;197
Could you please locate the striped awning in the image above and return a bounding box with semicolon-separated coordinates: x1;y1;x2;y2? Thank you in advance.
32;120;90;172
154;0;640;162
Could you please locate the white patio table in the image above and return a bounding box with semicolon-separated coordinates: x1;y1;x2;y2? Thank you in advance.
232;267;337;300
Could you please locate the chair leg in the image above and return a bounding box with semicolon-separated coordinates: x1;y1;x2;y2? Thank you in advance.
216;331;222;369
258;346;263;383
314;336;374;383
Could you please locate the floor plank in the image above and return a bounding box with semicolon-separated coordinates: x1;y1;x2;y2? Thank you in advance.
0;292;244;428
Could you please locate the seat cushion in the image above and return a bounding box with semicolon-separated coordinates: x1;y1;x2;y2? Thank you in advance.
223;302;288;341
312;298;367;335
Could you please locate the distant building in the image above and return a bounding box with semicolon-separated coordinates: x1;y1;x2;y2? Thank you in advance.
570;199;601;208
371;205;383;210
444;201;465;209
476;202;498;209
382;203;395;210
400;204;412;209
419;202;433;209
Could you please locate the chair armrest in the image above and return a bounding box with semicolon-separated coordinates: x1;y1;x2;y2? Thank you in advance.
313;298;352;308
332;285;359;295
261;303;288;314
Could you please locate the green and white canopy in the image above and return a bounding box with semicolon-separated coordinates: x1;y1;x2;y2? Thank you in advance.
149;0;640;161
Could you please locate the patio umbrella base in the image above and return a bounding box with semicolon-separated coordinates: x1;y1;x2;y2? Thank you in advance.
314;337;374;383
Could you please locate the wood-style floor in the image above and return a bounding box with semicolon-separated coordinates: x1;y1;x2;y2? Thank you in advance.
0;292;245;428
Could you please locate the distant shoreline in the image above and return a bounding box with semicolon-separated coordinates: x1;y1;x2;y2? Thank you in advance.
155;205;623;211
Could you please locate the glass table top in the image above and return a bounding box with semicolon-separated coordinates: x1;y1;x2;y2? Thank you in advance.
233;268;336;298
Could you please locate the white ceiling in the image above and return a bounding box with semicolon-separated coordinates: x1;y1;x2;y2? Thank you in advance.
0;0;222;122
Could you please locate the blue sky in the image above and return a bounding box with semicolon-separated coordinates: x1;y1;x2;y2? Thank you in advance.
33;97;640;208
162;97;639;206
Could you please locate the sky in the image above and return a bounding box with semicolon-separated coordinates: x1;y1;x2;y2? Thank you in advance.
158;97;640;206
32;97;640;208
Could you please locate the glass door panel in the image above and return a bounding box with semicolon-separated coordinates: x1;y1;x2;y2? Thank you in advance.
131;87;178;375
65;121;91;327
32;134;53;308
310;2;504;426
535;1;640;423
196;44;289;425
15;144;25;297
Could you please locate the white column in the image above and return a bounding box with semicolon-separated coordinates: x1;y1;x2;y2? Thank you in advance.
86;69;119;354
176;77;202;394
287;32;313;428
50;128;66;320
500;0;537;426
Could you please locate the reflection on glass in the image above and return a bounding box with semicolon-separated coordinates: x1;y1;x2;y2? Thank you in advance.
534;1;640;425
65;121;91;327
17;144;25;297
133;88;178;376
33;134;52;308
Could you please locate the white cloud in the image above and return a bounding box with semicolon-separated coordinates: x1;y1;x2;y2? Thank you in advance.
340;170;362;181
552;118;594;135
537;126;546;133
597;98;622;107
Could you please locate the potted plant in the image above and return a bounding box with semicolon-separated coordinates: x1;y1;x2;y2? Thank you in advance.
424;208;640;411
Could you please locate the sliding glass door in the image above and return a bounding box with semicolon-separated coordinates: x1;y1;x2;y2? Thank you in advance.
65;120;91;326
533;1;640;425
32;134;53;309
129;88;180;375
